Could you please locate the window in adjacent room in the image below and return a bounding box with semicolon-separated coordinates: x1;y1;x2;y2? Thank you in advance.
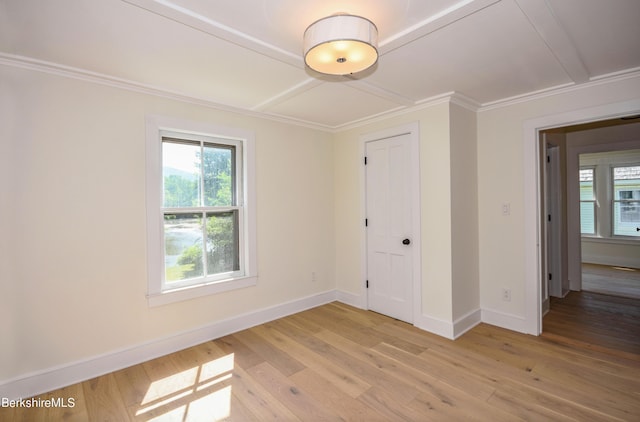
146;116;257;306
612;165;640;237
579;167;596;235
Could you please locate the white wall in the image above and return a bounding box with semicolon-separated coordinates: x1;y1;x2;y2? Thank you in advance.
450;103;480;323
477;74;640;332
0;67;18;383
0;65;335;386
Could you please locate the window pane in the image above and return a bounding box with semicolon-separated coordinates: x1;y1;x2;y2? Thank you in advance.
613;166;640;236
164;213;204;281
206;211;239;275
579;169;594;200
613;201;640;237
163;142;200;207
580;202;596;235
203;145;234;207
579;168;596;235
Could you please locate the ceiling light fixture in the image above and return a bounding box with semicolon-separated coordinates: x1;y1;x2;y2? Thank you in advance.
303;14;378;76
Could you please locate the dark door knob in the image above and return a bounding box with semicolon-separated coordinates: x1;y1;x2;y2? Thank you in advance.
402;238;411;245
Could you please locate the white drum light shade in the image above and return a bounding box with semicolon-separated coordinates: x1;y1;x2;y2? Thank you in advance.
303;14;378;75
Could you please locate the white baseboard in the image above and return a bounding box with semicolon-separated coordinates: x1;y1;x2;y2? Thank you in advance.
0;290;337;401
335;289;366;309
481;307;528;334
582;255;639;269
453;308;482;338
414;308;482;340
414;314;455;339
333;291;481;341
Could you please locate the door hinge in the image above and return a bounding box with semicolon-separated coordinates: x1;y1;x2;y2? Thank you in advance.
547;155;550;163
365;218;368;227
364;156;367;165
549;273;552;280
548;214;551;222
366;280;369;288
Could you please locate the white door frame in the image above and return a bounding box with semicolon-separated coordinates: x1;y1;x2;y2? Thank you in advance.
360;122;422;323
523;99;640;335
545;143;563;298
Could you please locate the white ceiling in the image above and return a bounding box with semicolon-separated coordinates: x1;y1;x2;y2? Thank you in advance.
2;0;639;130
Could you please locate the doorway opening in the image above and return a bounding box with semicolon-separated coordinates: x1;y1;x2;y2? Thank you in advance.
538;116;640;355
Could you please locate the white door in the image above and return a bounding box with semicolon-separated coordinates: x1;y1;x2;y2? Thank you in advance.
366;134;415;323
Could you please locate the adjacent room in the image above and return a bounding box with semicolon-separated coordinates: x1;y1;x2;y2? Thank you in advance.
1;0;639;420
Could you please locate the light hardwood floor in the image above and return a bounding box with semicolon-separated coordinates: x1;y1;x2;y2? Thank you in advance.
4;302;640;421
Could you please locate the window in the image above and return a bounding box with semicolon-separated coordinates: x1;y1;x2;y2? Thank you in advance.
612;165;640;237
146;116;256;306
579;167;596;235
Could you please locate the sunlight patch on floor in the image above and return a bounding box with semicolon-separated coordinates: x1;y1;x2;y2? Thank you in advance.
136;353;235;420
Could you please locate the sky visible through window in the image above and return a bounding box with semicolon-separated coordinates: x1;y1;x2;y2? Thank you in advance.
163;142;199;175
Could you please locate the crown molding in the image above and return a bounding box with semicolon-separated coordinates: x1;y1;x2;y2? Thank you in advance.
334;91;479;132
0;53;333;132
478;68;640;112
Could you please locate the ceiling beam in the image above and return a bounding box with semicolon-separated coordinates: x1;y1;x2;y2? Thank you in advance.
514;0;590;84
378;0;501;55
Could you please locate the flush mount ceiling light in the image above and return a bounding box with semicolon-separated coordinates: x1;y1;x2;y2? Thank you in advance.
303;14;378;76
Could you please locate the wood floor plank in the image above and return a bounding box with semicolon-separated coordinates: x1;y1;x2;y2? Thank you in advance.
311;328;420;404
255;321;372;398
406;389;524;422
214;334;264;370
473;322;640;377
245;362;338;420
42;383;89;422
358;386;436;421
294;306;383;348
544;291;640;356
444;328;639;420
486;387;579;422
227;364;299;421
82;373;128;422
231;328;306;377
529;362;640;420
289;367;384;421
494;377;628;422
373;341;497;401
112;363;151;408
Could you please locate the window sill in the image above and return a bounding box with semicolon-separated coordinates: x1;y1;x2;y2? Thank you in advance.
581;236;640;246
147;275;257;307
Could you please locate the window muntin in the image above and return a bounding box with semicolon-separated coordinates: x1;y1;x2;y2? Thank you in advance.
579;167;596;235
612;165;640;237
161;136;243;289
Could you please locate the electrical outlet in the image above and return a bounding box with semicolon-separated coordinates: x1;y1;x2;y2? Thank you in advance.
502;288;511;302
502;202;511;216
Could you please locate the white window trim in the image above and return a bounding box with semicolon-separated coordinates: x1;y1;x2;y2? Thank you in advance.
145;115;257;307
